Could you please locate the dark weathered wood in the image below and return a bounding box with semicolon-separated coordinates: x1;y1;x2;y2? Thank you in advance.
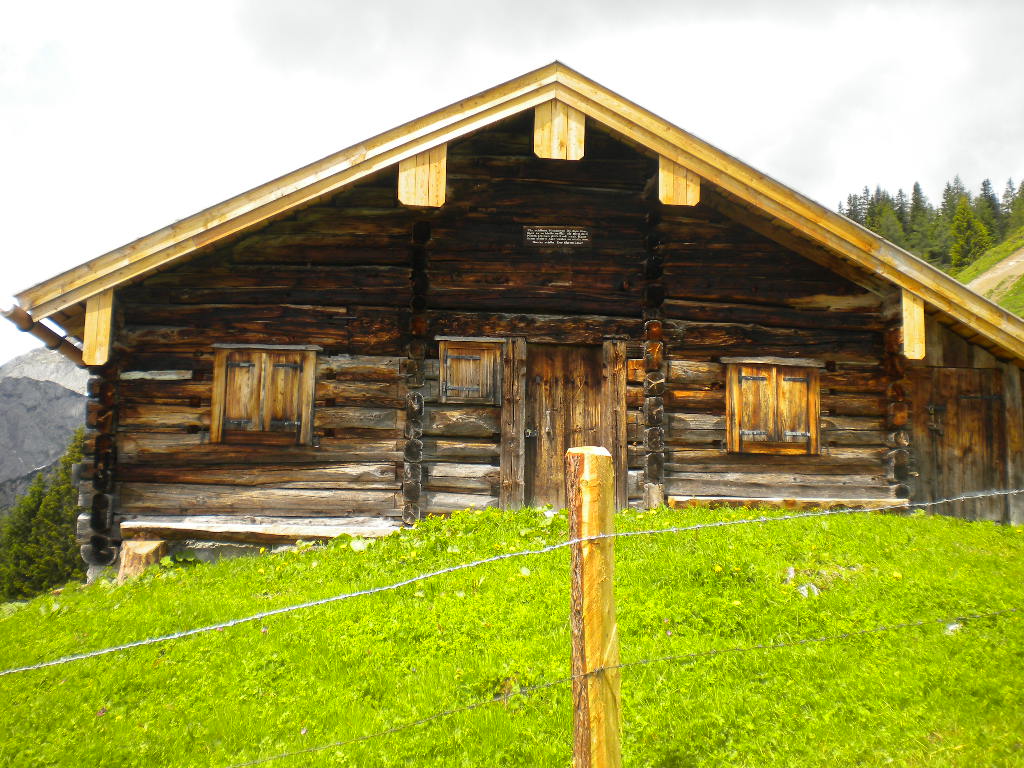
500;338;527;508
119;483;402;515
603;341;629;511
526;344;605;507
908;367;1006;521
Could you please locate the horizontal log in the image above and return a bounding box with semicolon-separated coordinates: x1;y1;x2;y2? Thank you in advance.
317;355;405;381
316;380;405;408
662;297;883;332
423;475;497;494
315;407;401;431
119;483;401;515
424;462;500;479
118;433;404;463
119;379;208;406
119;515;401;544
665;360;723;385
665;475;893;499
664;454;883;476
423;406;501;437
422;492;499;515
428;312;641;345
120;404;208;429
422;438;501;461
118;463;399;488
663;321;880;363
667;497;906;511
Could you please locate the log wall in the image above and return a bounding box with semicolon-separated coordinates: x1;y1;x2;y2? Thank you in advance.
83;112;927;546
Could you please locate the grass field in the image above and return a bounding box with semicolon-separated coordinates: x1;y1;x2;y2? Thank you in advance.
951;225;1024;286
1;505;1023;767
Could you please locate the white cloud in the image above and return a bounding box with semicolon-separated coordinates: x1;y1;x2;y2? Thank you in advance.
2;0;1021;362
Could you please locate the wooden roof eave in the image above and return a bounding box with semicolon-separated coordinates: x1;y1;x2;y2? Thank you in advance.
14;64;566;318
14;62;1024;364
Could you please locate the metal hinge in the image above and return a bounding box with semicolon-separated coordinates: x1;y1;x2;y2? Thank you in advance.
959;394;1002;401
224;418;251;429
274;362;302;371
740;375;767;382
784;430;810;437
447;354;482;361
783;377;808;383
740;429;768;437
270;419;300;430
226;361;254;369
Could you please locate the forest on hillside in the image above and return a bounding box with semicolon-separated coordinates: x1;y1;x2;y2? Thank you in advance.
839;177;1024;272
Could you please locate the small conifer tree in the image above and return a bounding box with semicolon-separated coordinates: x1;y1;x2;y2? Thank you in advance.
0;429;85;600
949;197;993;270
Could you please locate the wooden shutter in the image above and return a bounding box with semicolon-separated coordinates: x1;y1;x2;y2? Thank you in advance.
727;363;819;455
727;364;774;451
440;341;501;405
222;349;263;435
212;347;317;444
776;367;820;454
263;351;304;434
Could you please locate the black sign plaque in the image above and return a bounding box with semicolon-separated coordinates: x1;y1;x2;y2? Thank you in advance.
523;226;591;247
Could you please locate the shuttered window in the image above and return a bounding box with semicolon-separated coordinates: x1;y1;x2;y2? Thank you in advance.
211;346;318;444
440;341;501;405
726;363;820;454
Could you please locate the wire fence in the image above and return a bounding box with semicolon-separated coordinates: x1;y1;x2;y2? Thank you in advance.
2;486;1022;678
223;606;1020;768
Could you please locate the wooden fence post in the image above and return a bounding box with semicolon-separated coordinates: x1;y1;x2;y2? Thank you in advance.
566;446;622;768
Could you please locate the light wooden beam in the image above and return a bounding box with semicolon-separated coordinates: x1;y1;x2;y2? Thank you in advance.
658;156;700;206
83;289;114;366
534;99;585;160
567;446;621;768
397;144;447;207
902;289;926;360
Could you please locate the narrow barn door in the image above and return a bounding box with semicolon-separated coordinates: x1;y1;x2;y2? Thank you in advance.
910;368;1006;521
523;344;625;509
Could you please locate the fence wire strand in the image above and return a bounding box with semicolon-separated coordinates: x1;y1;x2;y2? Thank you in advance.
2;487;1023;677
222;606;1019;767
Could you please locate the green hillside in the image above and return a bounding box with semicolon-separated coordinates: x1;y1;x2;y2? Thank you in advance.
1;506;1023;767
951;226;1024;285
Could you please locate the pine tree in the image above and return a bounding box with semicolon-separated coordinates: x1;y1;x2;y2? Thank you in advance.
1008;181;1024;233
0;430;85;600
949;196;993;270
894;189;910;232
975;178;1003;240
941;175;969;218
1001;179;1016;220
907;182;938;260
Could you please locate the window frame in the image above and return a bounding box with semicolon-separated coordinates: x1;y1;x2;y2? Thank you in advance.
438;339;503;406
210;344;320;445
724;358;821;455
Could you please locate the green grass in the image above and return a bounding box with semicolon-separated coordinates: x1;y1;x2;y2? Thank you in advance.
951;225;1024;285
1;506;1023;767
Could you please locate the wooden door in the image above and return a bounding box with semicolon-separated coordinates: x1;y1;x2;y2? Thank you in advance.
524;344;605;508
909;368;1006;521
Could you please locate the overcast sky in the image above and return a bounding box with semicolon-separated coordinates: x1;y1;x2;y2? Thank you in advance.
2;0;1021;364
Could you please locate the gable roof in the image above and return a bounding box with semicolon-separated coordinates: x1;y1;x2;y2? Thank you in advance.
13;62;1024;364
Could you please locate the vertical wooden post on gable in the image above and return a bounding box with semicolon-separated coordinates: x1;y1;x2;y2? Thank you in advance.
398;144;447;207
534;100;585;160
901;289;926;360
658;156;700;206
83;289;114;366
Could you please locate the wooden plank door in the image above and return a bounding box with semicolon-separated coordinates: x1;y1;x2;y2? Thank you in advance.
525;344;604;508
909;368;1006;521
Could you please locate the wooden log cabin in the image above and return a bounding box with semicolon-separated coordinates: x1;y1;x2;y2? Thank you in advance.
6;63;1024;565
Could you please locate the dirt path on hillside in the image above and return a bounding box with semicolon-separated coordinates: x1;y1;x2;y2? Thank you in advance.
968;245;1024;300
